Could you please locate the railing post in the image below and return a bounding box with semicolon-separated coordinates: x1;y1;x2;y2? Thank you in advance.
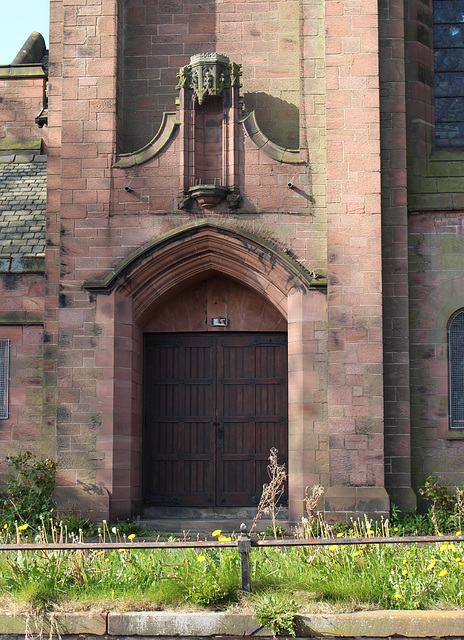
238;522;251;593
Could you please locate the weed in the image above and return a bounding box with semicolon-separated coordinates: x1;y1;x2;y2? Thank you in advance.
254;592;297;637
0;452;58;530
419;476;455;513
390;506;431;535
264;525;287;538
304;485;324;532
250;448;286;538
62;512;100;537
114;519;149;537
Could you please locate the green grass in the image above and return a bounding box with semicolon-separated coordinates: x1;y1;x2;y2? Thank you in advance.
1;518;464;617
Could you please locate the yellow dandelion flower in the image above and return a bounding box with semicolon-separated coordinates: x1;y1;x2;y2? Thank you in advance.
439;569;448;577
366;529;374;536
402;569;408;576
460;561;464;567
212;530;222;537
218;535;232;542
352;551;360;557
50;508;54;513
440;544;448;551
360;544;367;550
393;593;402;600
393;527;399;532
427;560;437;571
97;550;104;556
274;547;281;553
438;533;444;536
3;524;7;529
118;549;125;553
18;524;28;531
336;532;344;538
128;533;136;540
197;555;206;562
403;558;408;564
105;557;109;562
457;531;462;536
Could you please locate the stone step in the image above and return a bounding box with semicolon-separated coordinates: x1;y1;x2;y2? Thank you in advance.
138;516;289;536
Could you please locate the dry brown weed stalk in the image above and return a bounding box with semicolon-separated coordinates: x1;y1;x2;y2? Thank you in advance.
250;448;286;538
303;484;324;537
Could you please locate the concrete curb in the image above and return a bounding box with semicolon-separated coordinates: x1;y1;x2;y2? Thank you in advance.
108;612;262;636
2;610;464;637
0;612;106;635
297;611;464;637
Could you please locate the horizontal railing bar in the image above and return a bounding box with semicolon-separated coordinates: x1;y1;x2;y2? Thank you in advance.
0;534;462;552
253;534;464;547
0;540;236;551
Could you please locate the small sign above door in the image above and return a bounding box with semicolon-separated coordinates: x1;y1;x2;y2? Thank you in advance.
210;317;228;326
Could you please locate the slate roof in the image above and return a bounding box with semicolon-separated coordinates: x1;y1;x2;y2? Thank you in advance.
0;156;46;262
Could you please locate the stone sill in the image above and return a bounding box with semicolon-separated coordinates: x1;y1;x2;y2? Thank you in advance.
2;610;464;637
445;431;464;440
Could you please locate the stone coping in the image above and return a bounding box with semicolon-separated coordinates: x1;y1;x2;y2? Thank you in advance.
2;610;464;637
0;64;46;79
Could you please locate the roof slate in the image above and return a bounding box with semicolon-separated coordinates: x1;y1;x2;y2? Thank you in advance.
0;156;46;263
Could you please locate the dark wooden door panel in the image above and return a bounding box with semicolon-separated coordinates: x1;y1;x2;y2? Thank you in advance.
144;333;287;507
144;336;215;506
216;334;287;506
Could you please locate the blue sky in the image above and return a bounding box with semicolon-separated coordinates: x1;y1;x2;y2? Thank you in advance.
1;0;50;64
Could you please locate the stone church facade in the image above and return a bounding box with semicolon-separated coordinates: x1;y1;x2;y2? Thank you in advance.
0;0;462;523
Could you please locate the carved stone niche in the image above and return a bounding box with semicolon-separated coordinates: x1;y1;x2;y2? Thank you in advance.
177;53;242;210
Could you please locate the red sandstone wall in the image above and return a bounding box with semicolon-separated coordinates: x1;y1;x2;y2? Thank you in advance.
45;0;387;520
0;274;44;459
120;0;301;153
379;0;414;510
409;212;464;492
323;0;388;515
0;76;47;147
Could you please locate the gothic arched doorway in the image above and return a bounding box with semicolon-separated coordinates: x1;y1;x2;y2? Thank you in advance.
141;274;288;508
88;222;324;521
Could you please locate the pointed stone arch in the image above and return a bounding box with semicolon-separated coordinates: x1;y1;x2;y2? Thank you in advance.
84;220;321;323
87;221;327;522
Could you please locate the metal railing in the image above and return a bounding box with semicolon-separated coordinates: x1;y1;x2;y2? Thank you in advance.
1;523;463;593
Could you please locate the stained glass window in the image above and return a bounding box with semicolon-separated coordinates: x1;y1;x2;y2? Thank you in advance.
434;1;464;146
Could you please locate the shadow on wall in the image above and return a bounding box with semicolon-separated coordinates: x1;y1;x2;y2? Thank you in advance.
243;92;300;150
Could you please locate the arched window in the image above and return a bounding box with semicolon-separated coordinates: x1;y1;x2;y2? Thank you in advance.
433;2;464;146
448;309;464;428
0;339;9;419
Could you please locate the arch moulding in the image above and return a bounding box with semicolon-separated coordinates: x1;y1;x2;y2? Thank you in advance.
84;220;324;321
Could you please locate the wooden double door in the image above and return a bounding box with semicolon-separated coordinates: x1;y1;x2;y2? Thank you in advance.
143;333;288;507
